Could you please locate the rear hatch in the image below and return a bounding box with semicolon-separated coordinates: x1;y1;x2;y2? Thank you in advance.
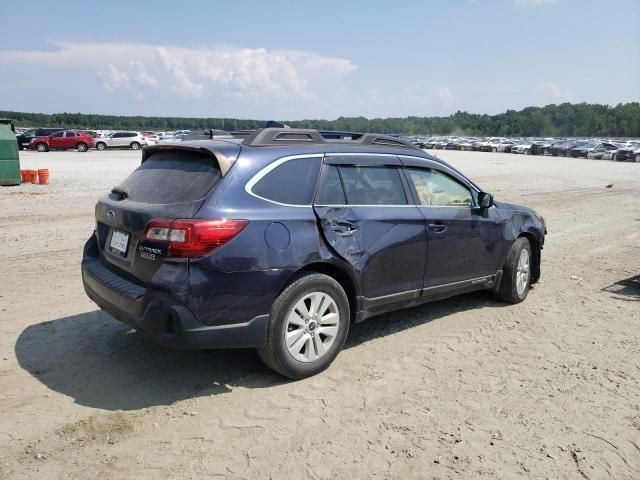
94;145;237;284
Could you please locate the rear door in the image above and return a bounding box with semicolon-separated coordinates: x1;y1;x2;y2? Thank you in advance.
63;131;77;149
400;157;503;289
94;148;225;283
313;154;427;306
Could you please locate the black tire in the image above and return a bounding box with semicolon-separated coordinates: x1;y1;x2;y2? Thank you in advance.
76;142;88;152
96;142;106;151
257;273;350;379
130;142;140;150
494;237;532;304
36;142;48;152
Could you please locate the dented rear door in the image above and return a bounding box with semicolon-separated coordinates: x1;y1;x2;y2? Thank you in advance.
313;154;427;302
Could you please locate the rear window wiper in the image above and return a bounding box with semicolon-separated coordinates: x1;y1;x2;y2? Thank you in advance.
111;186;129;200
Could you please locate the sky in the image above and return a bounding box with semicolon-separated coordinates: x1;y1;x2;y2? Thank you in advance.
0;0;638;120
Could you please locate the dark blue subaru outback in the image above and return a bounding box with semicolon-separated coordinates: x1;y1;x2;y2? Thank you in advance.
82;128;546;378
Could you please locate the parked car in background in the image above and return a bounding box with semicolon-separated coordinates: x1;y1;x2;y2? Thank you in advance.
433;138;449;149
480;138;501;152
445;139;462;150
615;141;640;162
530;139;552;156
29;130;94;152
81;128;546;378
95;132;152;151
511;140;533;154
549;140;581;157
548;140;573;157
586;142;618;160
158;132;193;144
496;140;515;152
569;141;598;158
16;128;64;150
459;138;474;151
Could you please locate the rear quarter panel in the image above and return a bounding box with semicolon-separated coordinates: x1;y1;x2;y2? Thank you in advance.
186;151;341;325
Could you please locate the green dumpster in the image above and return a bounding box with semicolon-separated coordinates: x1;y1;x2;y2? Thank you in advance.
0;119;20;186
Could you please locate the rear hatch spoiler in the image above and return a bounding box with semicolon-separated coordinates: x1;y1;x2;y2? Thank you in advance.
141;141;242;176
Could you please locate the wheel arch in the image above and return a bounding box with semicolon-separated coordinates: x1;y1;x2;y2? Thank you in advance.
517;231;541;283
283;261;360;323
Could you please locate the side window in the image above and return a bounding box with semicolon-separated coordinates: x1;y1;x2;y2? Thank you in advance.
52;131;64;138
408;168;473;207
65;131;76;137
315;165;346;205
126;133;136;138
113;133;124;138
338;166;407;205
251;157;321;205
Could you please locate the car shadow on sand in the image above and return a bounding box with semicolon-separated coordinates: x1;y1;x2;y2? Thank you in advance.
15;290;505;411
602;274;640;301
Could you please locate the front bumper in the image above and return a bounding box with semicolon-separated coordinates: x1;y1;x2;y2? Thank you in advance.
81;256;269;350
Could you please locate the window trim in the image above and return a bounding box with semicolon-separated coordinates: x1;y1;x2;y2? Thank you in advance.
314;163;347;206
336;164;410;207
314;155;412;207
405;166;478;209
399;154;482;193
245;154;324;208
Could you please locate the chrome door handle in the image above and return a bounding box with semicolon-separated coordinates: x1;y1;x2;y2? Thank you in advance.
331;223;357;236
428;223;447;233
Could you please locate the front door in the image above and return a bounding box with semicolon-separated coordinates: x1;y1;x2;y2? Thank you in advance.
110;133;126;147
48;131;65;149
401;159;503;289
313;154;427;306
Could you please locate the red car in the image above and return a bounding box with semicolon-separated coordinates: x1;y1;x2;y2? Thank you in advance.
30;130;95;152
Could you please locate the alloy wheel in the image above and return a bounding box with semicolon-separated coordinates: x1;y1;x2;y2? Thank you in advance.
284;292;340;363
516;248;530;295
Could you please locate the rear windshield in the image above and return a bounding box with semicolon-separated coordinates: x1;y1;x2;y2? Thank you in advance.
117;150;221;204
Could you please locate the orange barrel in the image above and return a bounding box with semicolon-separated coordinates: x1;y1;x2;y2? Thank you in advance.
37;169;49;185
20;170;26;183
27;170;38;183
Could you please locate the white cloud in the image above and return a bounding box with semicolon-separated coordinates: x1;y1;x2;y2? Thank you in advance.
514;0;558;6
155;47;204;97
130;61;158;88
538;81;574;102
100;64;130;92
0;41;355;102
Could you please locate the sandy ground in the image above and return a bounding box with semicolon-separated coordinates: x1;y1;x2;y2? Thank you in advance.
0;148;639;479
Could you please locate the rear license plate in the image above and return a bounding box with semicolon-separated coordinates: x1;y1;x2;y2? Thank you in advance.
110;230;129;256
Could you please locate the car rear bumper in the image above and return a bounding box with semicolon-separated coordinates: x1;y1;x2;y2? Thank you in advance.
81;253;269;350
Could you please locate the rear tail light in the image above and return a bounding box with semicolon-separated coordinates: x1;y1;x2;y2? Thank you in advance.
142;218;248;258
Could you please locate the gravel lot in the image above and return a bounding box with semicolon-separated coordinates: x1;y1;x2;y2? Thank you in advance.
1;149;639;479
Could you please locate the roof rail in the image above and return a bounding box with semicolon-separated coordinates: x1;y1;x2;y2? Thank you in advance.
242;128;419;149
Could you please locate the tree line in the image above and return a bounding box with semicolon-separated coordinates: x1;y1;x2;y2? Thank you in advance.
2;102;639;137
